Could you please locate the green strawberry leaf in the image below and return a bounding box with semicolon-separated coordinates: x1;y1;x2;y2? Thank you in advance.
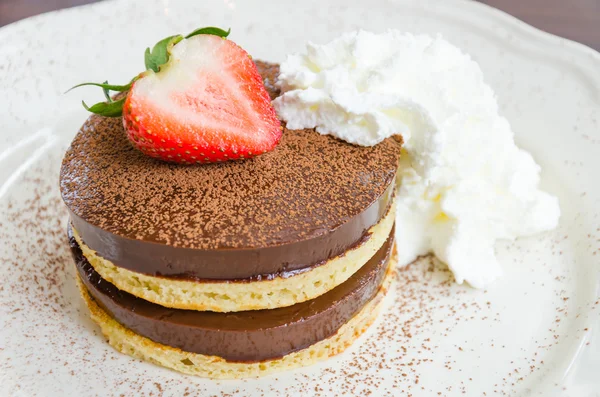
66;81;133;93
143;48;153;71
144;27;231;73
144;34;183;72
185;26;230;39
82;97;126;117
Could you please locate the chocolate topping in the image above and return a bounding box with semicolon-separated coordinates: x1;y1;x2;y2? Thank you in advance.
60;61;400;279
68;185;393;280
72;227;393;362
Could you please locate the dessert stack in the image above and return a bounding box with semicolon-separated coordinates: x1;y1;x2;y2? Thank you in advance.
61;29;400;378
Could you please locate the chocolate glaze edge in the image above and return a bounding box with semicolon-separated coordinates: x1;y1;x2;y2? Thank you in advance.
74;227;394;362
70;182;394;280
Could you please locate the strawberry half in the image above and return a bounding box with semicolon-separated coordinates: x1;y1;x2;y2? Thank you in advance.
69;27;281;164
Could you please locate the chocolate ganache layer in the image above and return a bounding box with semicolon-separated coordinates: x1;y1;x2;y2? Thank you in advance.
60;61;400;280
72;227;394;362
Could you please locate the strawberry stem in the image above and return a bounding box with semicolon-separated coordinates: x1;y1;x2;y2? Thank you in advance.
101;81;112;102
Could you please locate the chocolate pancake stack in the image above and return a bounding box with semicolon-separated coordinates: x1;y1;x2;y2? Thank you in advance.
60;62;400;378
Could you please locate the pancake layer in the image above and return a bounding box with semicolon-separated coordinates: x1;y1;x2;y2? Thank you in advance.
72;230;393;363
71;202;395;312
76;267;392;379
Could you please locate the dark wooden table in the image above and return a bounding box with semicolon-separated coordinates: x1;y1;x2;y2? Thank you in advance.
1;0;599;51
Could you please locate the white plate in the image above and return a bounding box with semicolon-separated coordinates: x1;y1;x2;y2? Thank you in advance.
1;0;599;395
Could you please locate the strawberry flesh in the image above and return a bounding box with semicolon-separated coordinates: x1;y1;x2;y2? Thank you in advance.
122;34;281;164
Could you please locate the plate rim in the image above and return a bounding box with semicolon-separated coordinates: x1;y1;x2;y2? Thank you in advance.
1;0;598;77
0;0;599;395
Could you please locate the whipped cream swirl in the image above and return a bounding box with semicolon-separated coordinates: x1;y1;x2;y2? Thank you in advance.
273;30;560;288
